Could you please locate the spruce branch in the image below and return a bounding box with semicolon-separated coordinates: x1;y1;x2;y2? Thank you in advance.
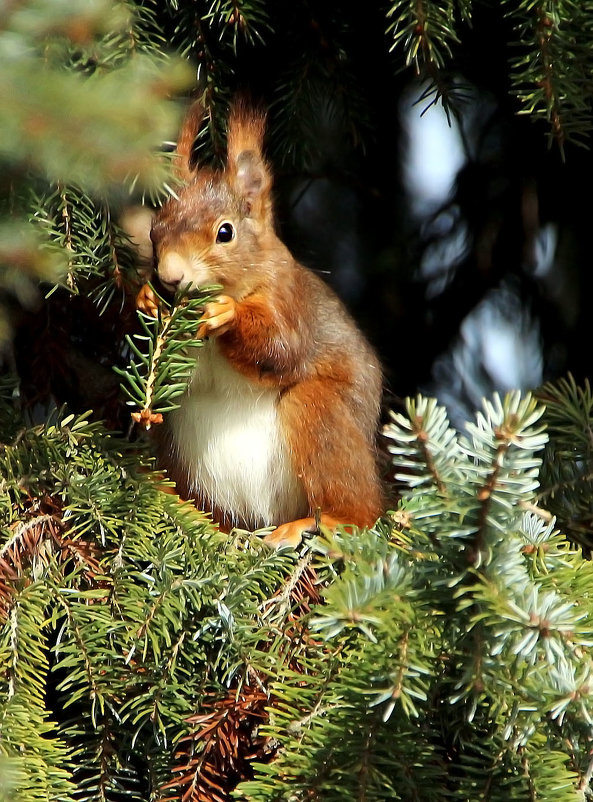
161;0;271;169
387;0;460;72
1;4;191;192
384;394;463;495
116;283;221;428
163;685;269;802
269;10;373;172
508;0;593;150
0;580;76;802
204;0;272;52
460;391;548;566
537;374;593;550
260;553;320;623
247;390;593;800
386;0;471;119
0;500;101;621
0;0;191;338
32;186;142;304
161;4;235;168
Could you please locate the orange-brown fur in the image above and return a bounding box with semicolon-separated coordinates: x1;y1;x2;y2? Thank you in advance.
144;98;383;546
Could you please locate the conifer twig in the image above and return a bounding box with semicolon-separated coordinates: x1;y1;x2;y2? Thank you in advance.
116;283;221;429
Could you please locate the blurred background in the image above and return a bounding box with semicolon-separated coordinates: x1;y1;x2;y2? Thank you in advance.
2;0;593;429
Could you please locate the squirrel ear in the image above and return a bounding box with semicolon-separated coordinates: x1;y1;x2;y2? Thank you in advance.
226;103;272;218
174;99;204;181
233;150;271;213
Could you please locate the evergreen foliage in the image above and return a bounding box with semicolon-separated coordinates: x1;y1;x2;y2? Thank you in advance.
0;0;190;340
3;1;593;801
115;284;221;427
507;0;593;149
0;395;295;800
239;391;593;801
537;375;593;554
4;386;593;799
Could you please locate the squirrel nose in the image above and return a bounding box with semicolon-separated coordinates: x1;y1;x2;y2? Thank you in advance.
160;276;181;291
157;250;186;289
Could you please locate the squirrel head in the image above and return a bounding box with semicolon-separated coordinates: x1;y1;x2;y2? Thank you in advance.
151;100;276;297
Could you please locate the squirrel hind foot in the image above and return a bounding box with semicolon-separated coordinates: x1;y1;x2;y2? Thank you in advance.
262;514;361;549
262;517;317;549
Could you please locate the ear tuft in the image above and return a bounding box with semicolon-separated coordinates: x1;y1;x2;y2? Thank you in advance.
174;99;204;181
226;100;272;218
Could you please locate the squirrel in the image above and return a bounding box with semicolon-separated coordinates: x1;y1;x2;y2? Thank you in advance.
136;99;383;548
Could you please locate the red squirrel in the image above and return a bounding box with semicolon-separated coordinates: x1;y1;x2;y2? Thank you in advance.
137;99;383;548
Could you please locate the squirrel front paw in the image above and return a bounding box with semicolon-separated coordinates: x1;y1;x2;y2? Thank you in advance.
197;294;236;339
136;283;160;317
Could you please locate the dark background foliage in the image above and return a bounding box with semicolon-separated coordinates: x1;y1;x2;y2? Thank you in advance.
10;0;592;432
151;0;593;425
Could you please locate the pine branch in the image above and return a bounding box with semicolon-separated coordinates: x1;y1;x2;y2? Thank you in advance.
387;0;460;72
385;0;471;119
161;0;272;168
163;685;269;802
537;374;593;551
269;9;373;172
384;395;463;495
116;284;221;428
243;390;593;800
508;0;593;150
0;581;76;802
204;0;272;53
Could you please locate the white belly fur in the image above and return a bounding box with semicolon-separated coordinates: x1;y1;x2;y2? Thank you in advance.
167;340;307;528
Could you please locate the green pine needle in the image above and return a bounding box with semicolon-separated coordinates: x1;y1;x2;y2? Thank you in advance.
115;283;222;426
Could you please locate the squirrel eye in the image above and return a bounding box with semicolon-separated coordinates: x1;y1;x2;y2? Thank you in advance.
216;222;235;244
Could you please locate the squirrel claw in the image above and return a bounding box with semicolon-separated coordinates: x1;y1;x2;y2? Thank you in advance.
136;283;159;317
197;294;236;338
